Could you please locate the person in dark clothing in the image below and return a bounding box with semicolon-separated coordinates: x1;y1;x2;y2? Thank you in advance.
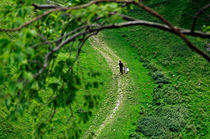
119;60;124;74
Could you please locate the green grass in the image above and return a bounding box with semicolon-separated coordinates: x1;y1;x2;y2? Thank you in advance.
95;31;155;138
100;0;210;138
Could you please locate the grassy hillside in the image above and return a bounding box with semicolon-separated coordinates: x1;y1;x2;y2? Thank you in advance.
102;0;210;138
91;34;155;138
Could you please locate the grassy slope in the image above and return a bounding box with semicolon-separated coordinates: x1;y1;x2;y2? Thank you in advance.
96;31;155;138
101;0;209;138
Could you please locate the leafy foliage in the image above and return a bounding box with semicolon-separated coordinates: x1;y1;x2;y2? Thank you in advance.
0;0;123;138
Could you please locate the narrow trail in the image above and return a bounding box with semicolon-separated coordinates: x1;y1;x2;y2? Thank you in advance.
84;33;129;138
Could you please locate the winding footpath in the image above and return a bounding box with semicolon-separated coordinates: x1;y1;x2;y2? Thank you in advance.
84;33;129;138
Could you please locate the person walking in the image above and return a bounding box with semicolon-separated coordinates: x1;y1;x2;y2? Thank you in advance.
124;65;129;74
119;60;124;74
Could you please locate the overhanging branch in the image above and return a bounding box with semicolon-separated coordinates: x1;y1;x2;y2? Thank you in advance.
32;4;61;9
116;14;210;38
191;4;210;32
33;20;210;78
0;0;209;62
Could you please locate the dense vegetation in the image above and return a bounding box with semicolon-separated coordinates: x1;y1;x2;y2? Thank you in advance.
0;0;114;138
0;0;209;138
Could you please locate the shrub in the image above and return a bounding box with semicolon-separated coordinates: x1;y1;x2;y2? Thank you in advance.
136;106;187;138
136;117;169;138
141;57;150;63
144;63;159;72
139;56;145;62
121;34;127;38
155;106;187;132
161;60;170;67
153;85;183;105
149;71;170;84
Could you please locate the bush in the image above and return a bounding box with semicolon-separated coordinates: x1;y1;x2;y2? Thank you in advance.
144;63;159;72
153;85;183;105
155;106;187;132
136;106;187;138
140;56;149;63
161;60;170;67
149;71;170;84
136;117;169;138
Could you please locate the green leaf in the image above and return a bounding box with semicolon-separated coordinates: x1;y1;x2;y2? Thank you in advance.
32;81;39;90
48;83;60;91
0;38;10;49
5;99;11;110
24;72;33;81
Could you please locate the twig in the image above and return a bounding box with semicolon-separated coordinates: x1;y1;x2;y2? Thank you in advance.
49;108;56;122
114;14;210;38
37;33;53;49
191;4;210;32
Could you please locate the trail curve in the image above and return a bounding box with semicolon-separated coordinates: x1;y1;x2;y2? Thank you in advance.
84;33;129;138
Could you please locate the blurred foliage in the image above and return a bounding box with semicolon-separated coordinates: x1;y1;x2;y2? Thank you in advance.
0;0;123;138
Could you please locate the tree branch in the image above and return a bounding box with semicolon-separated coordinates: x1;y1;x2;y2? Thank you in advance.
76;31;99;61
34;20;210;78
0;0;112;32
132;1;210;62
116;13;210;38
191;4;210;32
37;33;53;49
32;4;61;9
1;0;209;62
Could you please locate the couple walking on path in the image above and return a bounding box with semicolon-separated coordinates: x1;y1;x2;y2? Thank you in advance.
119;60;129;75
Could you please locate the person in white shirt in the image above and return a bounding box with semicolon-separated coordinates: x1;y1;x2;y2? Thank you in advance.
124;65;129;74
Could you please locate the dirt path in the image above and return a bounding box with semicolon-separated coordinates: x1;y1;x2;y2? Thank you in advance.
84;33;129;138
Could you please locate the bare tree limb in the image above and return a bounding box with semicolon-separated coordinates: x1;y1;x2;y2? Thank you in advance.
76;31;99;61
54;24;99;44
191;4;210;32
32;4;61;9
116;13;210;38
34;19;210;78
